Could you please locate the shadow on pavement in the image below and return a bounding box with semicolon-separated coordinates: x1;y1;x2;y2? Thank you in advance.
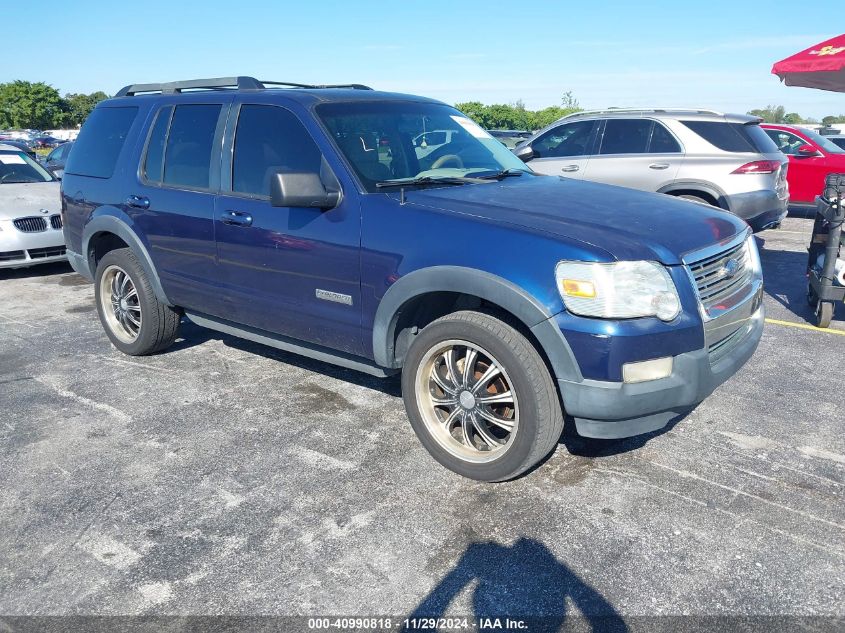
755;234;820;324
402;537;627;632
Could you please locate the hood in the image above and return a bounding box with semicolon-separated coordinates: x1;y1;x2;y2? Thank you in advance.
403;175;746;265
0;181;62;220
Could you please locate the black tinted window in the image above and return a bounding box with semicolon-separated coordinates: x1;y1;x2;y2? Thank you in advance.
65;107;137;178
232;104;322;196
681;120;778;153
163;104;221;189
599;119;651;154
533;121;596;157
650;122;682;153
143;106;171;183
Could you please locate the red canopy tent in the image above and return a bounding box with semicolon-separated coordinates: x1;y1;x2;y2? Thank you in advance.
772;34;845;92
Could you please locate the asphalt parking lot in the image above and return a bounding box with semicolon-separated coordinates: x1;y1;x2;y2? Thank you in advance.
0;216;843;626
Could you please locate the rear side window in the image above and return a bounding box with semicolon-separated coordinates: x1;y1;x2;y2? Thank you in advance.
650;122;682;153
681;120;779;153
65;106;137;178
232;104;322;196
163;104;221;189
142;106;172;183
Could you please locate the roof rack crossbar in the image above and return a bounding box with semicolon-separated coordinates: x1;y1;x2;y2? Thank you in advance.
116;77;374;97
561;107;725;120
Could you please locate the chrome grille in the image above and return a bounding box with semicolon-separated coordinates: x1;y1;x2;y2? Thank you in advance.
50;214;63;230
687;240;752;313
13;216;48;233
708;321;753;365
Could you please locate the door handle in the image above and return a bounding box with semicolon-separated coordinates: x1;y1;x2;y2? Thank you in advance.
125;195;150;209
649;163;670;170
561;165;580;172
221;210;253;227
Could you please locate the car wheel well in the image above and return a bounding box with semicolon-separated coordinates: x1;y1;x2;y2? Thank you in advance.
391;292;555;377
666;189;721;208
88;232;129;271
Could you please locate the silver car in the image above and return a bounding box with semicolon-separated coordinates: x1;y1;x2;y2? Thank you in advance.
0;143;66;269
514;108;789;232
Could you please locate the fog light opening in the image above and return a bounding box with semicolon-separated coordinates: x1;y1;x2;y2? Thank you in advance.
622;357;673;383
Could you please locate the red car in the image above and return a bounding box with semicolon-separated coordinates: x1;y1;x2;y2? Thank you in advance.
761;124;845;207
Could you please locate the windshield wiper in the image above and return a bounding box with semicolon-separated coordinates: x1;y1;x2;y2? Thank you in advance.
470;168;526;180
375;175;489;189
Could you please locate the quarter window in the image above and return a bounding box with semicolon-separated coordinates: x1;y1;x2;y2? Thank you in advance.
649;122;682;153
162;104;221;189
65;106;138;178
232;104;322;196
142;106;172;183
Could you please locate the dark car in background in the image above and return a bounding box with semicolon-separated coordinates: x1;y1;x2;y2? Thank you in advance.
44;141;73;176
0;139;37;160
488;129;532;149
31;136;64;149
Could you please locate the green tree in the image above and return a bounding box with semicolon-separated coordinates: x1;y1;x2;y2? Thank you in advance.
748;105;803;124
822;115;845;125
0;81;66;129
455;93;582;131
64;91;109;126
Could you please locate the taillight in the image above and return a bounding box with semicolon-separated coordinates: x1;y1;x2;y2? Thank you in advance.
731;160;781;174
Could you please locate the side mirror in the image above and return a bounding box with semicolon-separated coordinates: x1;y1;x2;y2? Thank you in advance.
513;144;535;162
270;171;340;210
797;144;819;156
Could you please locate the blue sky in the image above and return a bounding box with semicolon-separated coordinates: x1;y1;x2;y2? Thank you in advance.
8;0;844;119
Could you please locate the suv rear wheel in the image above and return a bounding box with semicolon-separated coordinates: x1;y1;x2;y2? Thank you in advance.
401;310;564;481
94;248;180;355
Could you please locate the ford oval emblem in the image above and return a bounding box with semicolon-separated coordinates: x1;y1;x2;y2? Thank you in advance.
722;258;739;279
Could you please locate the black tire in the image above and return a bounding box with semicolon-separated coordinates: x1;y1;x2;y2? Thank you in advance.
401;310;564;481
94;248;180;355
816;301;834;329
807;284;819;308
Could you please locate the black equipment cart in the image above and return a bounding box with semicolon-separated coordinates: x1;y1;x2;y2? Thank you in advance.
806;173;845;328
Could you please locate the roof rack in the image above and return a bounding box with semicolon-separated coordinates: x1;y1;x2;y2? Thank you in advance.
115;76;373;97
561;107;724;120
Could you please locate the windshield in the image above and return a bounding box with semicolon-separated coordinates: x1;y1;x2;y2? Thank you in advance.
801;128;845;154
0;151;54;183
316;101;531;192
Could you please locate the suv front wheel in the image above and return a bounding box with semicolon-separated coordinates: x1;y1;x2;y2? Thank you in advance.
94;248;181;355
402;311;564;481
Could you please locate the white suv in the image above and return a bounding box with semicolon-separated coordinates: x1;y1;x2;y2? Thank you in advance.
514;108;789;231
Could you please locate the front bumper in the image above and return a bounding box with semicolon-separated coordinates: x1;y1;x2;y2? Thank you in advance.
727;189;788;232
0;219;67;269
557;294;764;439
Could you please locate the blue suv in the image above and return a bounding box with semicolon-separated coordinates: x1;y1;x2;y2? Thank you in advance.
62;77;764;481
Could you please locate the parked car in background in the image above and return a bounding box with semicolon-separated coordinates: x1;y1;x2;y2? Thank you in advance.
0;139;38;160
44;141;73;177
514;108;789;232
824;135;845;150
488;129;533;149
0;143;66;269
761;124;845;207
31;136;64;149
63;77;764;481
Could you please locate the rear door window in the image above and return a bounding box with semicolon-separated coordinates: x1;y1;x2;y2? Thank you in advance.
162;104;222;189
681;120;779;153
65;106;138;178
598;119;652;155
533;120;597;158
649;122;682;153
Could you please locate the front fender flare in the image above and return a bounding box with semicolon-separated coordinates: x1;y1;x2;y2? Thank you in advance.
372;266;582;382
81;213;172;306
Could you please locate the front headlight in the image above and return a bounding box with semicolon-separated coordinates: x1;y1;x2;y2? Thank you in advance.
555;260;681;321
745;235;762;275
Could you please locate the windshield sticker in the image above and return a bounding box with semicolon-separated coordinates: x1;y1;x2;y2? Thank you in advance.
0;154;26;165
451;115;494;139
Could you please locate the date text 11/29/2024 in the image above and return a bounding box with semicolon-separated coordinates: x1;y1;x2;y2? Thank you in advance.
307;617;529;630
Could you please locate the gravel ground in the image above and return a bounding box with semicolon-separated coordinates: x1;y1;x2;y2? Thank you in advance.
0;217;842;629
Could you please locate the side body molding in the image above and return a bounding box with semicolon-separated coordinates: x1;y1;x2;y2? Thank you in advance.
80;213;173;306
372;266;582;382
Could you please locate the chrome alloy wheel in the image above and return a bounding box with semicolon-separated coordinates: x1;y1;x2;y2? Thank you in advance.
99;265;142;344
415;339;519;463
